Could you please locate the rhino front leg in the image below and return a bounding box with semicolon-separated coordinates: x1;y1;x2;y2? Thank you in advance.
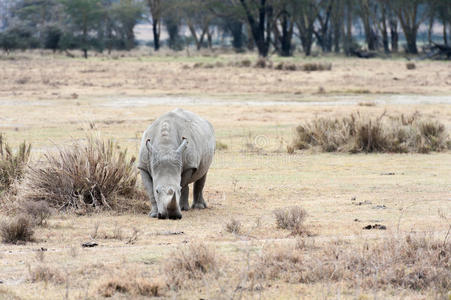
180;185;189;211
140;169;158;218
180;168;194;211
192;173;207;209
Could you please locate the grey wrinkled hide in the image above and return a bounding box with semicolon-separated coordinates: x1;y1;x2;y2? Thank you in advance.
138;108;215;219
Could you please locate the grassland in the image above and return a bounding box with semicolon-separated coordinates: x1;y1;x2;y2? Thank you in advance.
0;50;450;299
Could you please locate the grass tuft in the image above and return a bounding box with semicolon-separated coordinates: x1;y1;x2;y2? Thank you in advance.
1;215;35;244
274;206;308;236
291;112;450;153
0;134;31;193
20;136;142;213
28;264;65;284
225;218;242;234
254;233;451;292
164;243;218;290
98;273;163;297
22;201;51;226
406;62;416;70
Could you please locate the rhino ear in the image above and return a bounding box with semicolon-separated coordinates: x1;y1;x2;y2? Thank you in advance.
146;139;155;154
176;137;188;154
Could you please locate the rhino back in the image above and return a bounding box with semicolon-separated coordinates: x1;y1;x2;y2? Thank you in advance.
138;109;215;182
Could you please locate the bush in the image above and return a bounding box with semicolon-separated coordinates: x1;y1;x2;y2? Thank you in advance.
0;134;31;193
20;136;140;212
28;264;65;284
98;272;163;297
253;233;451;292
301;62;332;71
274;206;308;236
164;243;218;290
1;215;35;244
23;201;51;226
225;218;242;234
406;62;416;70
291;112;450;153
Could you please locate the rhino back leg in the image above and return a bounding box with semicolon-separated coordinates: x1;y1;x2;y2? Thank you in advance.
180;185;190;211
140;169;158;218
192;173;207;209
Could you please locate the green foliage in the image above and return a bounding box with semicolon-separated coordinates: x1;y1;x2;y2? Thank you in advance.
0;26;38;52
0;134;31;193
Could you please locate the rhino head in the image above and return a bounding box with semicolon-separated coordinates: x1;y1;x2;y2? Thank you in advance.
146;138;188;220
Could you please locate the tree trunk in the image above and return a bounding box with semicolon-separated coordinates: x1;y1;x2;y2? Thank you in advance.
240;0;272;57
380;3;389;53
390;19;398;52
427;14;434;44
345;0;352;55
230;21;244;51
444;21;448;45
278;12;293;57
405;29;418;54
152;19;160;51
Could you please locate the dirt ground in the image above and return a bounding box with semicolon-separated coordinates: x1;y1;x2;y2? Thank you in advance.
0;51;450;299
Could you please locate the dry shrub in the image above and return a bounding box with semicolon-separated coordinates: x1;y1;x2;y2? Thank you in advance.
216;141;228;151
22;200;51;226
406;62;416;70
292;112;450;153
254;233;451;293
302;62;332;71
28;264;65;284
98;273;163;297
0;134;31;193
254;57;267;68
1;215;34;244
164;243;218;290
225;218;242;234
240;59;252;67
274;206;308;236
20;136;141;213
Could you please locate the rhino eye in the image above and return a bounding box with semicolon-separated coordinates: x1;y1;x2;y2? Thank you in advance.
156;188;160;194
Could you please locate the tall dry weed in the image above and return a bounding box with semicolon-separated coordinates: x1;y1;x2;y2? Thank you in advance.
292;112;450;153
20;136;140;212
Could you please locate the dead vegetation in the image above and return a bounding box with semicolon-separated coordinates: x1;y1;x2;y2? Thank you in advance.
22;201;51;226
164;243;218;290
19;136;143;213
274;206;309;236
225;218;242;234
98;271;164;297
0;215;35;244
253;233;451;293
28;264;65;285
0;133;31;193
292;112;451;153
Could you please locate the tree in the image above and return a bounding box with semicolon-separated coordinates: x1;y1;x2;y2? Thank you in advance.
294;0;319;56
237;0;274;57
181;0;214;50
147;0;162;51
273;0;295;56
61;0;104;58
110;0;144;50
391;0;428;54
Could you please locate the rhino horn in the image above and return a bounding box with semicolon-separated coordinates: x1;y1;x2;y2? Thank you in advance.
176;137;188;154
167;193;177;211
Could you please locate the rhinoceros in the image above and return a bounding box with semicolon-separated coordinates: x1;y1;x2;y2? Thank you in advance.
138;108;215;219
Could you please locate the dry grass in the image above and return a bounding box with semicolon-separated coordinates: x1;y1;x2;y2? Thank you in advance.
98;271;164;297
253;233;451;293
0;215;34;244
292;112;450;153
406;62;416;70
22;200;51;226
0;134;31;193
28;264;65;285
164;243;218;290
274;206;309;236
19;136;142;213
225;218;242;234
